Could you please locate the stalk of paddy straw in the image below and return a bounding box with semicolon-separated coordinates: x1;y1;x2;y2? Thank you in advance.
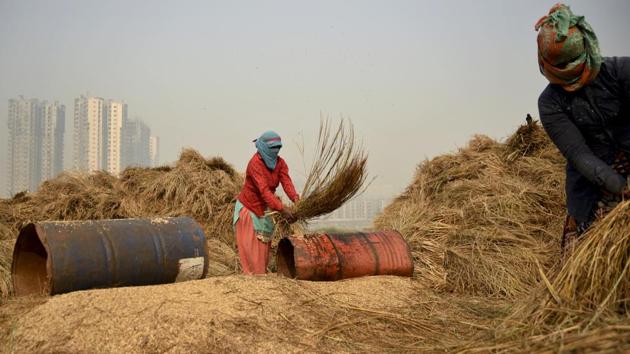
289;118;370;223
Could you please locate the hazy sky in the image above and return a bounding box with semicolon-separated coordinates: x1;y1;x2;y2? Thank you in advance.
1;0;629;198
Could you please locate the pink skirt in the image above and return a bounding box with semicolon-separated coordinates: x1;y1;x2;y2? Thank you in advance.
235;206;271;274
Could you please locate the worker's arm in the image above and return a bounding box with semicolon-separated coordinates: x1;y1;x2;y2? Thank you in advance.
539;88;626;194
278;159;300;203
615;56;630;197
618;57;630;110
248;159;285;212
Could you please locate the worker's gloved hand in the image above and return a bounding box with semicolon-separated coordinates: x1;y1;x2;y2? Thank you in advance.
281;208;297;224
623;179;630;200
599;190;620;212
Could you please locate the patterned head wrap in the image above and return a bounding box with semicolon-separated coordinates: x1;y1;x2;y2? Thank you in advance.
254;131;282;170
535;3;602;92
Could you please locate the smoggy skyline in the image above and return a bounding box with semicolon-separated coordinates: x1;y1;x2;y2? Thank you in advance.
1;0;630;198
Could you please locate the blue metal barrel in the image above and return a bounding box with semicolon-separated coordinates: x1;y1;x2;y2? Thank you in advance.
11;217;208;296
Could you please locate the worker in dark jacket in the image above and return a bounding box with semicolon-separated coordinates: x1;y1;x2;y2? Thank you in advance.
536;4;630;251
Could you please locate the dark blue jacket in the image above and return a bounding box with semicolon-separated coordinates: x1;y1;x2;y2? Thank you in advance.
539;57;630;223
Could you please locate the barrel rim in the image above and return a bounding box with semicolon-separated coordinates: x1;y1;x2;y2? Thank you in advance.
276;238;297;278
11;223;52;296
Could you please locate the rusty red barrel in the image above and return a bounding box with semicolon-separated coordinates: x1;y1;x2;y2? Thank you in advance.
276;230;413;281
11;217;207;296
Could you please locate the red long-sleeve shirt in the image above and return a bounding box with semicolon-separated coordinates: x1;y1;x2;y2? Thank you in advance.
237;153;299;217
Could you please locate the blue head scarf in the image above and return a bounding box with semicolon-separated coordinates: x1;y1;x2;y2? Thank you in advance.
254;131;282;170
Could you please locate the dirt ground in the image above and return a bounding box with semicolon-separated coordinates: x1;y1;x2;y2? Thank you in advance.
2;275;507;353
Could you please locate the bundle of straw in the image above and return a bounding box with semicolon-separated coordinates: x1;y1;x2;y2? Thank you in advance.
291;119;369;222
469;200;630;352
524;200;630;328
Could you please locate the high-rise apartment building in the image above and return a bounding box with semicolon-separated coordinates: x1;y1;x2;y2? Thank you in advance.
106;100;127;175
149;136;160;167
74;96;131;175
7;96;64;196
72;96;88;170
124;118;151;168
41;101;65;181
322;197;388;221
73;95;155;175
7;97;41;195
74;95;106;172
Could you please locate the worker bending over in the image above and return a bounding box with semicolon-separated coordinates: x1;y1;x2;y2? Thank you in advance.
536;4;630;252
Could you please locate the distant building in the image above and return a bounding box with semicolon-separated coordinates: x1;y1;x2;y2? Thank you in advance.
124;118;151;168
309;197;390;230
106;100;128;175
324;198;387;221
40;101;65;181
74;96;157;175
7;97;41;195
74;95;106;172
72;94;155;175
7;96;65;196
149;136;160;167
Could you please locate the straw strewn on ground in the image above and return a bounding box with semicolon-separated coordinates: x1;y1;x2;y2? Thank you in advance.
7;276;509;353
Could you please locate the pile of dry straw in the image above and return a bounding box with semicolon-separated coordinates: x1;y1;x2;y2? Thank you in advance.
0;149;244;298
375;121;630;351
376;121;565;296
2;121;630;352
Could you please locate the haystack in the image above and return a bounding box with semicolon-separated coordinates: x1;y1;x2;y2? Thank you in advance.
120;149;242;245
19;171;126;224
0;149;243;298
375;122;565;298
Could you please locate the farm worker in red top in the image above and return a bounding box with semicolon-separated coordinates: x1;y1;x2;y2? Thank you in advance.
233;130;300;274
